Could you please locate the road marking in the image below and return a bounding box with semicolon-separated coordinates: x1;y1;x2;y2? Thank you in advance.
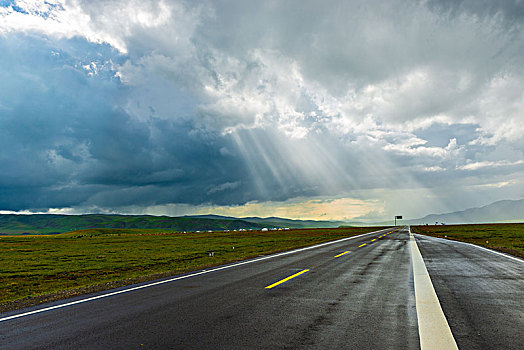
358;243;367;247
423;235;524;264
265;269;310;289
334;251;350;258
409;227;458;350
0;228;394;323
371;239;376;242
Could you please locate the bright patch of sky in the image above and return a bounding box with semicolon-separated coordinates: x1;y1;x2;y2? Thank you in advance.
0;0;523;221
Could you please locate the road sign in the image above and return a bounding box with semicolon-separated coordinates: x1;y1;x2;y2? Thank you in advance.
394;215;402;225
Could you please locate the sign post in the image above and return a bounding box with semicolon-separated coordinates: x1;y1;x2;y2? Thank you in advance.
395;215;402;226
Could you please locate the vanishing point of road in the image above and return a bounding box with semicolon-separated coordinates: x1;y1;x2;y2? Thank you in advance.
1;227;522;349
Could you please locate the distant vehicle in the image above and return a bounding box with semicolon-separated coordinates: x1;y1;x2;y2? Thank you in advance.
261;228;268;231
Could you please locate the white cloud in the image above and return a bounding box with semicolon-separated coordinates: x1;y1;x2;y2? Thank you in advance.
0;0;181;54
473;180;519;189
458;160;524;171
383;138;464;159
1;0;523;219
5;0;521;147
423;166;446;172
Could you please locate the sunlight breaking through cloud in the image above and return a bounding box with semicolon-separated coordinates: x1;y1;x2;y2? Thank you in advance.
0;0;523;221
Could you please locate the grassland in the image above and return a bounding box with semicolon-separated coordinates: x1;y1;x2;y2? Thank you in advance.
0;226;384;311
411;223;524;258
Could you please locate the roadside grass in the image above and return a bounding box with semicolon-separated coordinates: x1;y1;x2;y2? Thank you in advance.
0;227;384;312
411;223;524;258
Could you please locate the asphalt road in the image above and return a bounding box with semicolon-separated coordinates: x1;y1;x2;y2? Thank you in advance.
1;227;522;349
415;234;523;350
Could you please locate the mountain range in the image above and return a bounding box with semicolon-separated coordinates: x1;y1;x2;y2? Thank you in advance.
0;199;522;234
403;199;524;225
186;215;345;229
0;214;267;235
190;199;524;226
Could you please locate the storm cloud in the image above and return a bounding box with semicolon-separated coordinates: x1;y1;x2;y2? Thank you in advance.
0;0;523;220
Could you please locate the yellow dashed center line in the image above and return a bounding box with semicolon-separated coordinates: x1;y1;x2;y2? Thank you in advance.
265;269;310;289
265;228;401;289
334;251;350;258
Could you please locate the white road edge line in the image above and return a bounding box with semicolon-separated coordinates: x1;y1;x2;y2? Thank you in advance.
409;226;458;350
0;228;389;323
425;236;523;264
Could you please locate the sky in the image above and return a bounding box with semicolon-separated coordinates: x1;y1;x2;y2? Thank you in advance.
0;0;523;222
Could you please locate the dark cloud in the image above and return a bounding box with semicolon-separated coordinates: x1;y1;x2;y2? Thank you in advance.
426;0;524;23
0;34;252;210
0;0;523;219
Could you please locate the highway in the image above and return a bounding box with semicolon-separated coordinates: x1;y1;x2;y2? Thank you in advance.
1;227;522;349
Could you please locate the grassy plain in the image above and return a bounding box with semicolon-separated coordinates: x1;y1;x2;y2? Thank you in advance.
0;227;384;311
411;223;524;258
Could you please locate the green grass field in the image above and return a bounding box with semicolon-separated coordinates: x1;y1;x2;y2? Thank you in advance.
411;223;524;258
0;227;384;311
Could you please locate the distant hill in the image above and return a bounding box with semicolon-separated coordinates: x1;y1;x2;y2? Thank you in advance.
6;199;518;235
187;215;345;228
407;199;524;225
0;214;267;235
